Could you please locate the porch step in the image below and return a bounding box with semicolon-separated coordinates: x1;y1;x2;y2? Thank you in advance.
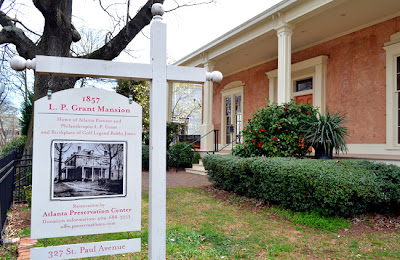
185;148;234;175
215;149;233;154
185;159;207;175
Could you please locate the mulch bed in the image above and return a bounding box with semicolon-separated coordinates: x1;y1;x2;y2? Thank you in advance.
203;186;400;236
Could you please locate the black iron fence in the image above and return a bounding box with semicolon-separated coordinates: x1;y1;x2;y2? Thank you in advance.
207;134;242;155
175;130;219;172
0;150;32;245
13;152;32;203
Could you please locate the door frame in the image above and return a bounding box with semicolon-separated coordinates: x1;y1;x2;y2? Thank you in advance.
220;81;244;146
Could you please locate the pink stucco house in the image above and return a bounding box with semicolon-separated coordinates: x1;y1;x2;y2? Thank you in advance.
174;0;400;162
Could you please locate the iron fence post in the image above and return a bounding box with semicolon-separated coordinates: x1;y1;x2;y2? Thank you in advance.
176;152;179;173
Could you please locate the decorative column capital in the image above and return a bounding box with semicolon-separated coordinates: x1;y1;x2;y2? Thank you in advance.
203;60;215;72
275;23;294;36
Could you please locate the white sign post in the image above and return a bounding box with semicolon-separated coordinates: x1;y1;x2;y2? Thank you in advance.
11;3;222;259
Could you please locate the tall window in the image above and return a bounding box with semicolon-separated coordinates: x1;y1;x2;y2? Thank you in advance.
220;81;244;146
225;96;232;144
235;95;242;141
397;57;400;143
224;95;242;144
383;34;400;148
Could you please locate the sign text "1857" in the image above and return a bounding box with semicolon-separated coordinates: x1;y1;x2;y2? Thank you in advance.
83;96;100;104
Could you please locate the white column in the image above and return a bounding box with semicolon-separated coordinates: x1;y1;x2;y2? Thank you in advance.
314;62;327;114
149;6;167;260
268;76;277;103
200;61;215;151
167;82;173;122
276;23;293;104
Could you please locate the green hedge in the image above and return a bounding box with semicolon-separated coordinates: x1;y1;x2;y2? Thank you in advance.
203;155;400;216
142;142;197;170
167;142;195;169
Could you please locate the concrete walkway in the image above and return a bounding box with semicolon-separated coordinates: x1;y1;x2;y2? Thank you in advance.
17;170;210;259
142;169;211;190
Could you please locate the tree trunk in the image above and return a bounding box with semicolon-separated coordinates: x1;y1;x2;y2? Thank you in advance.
34;0;77;100
58;149;62;181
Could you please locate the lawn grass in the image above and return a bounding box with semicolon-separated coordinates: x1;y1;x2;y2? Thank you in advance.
24;187;400;259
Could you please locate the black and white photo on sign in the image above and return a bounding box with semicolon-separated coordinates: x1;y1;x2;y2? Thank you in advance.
51;141;126;200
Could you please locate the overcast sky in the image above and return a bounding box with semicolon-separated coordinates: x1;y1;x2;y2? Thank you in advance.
7;0;283;65
5;0;283;106
71;0;283;63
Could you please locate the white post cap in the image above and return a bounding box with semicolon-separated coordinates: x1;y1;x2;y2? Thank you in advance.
10;56;36;71
206;71;223;83
151;3;164;17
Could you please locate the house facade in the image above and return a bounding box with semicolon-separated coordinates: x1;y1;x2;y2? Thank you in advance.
60;146;122;181
174;0;400;158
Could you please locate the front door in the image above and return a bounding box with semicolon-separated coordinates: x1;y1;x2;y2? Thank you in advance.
295;94;312;105
295;93;313;152
224;94;242;145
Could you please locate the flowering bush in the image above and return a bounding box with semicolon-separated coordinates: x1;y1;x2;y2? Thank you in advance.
233;100;316;157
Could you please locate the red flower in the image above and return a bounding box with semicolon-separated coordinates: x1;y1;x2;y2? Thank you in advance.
258;141;263;147
251;139;255;143
260;128;265;133
255;134;258;138
273;136;278;141
307;111;310;115
244;145;247;148
284;106;288;111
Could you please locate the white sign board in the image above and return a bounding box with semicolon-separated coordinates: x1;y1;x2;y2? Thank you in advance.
30;238;141;259
31;88;142;239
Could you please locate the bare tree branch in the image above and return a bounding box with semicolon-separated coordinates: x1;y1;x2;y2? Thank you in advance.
8;18;42;39
166;0;215;12
0;22;37;59
0;10;12;26
84;0;164;60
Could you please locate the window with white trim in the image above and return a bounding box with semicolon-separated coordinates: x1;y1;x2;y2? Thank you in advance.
266;55;327;113
383;32;400;148
397;56;400;144
295;78;313;92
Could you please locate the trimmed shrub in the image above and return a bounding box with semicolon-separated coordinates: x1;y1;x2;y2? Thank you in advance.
203;155;400;216
192;151;201;164
233;100;316;158
142;142;196;170
167;142;195;169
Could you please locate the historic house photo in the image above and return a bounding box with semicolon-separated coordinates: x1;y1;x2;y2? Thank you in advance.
51;141;126;200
